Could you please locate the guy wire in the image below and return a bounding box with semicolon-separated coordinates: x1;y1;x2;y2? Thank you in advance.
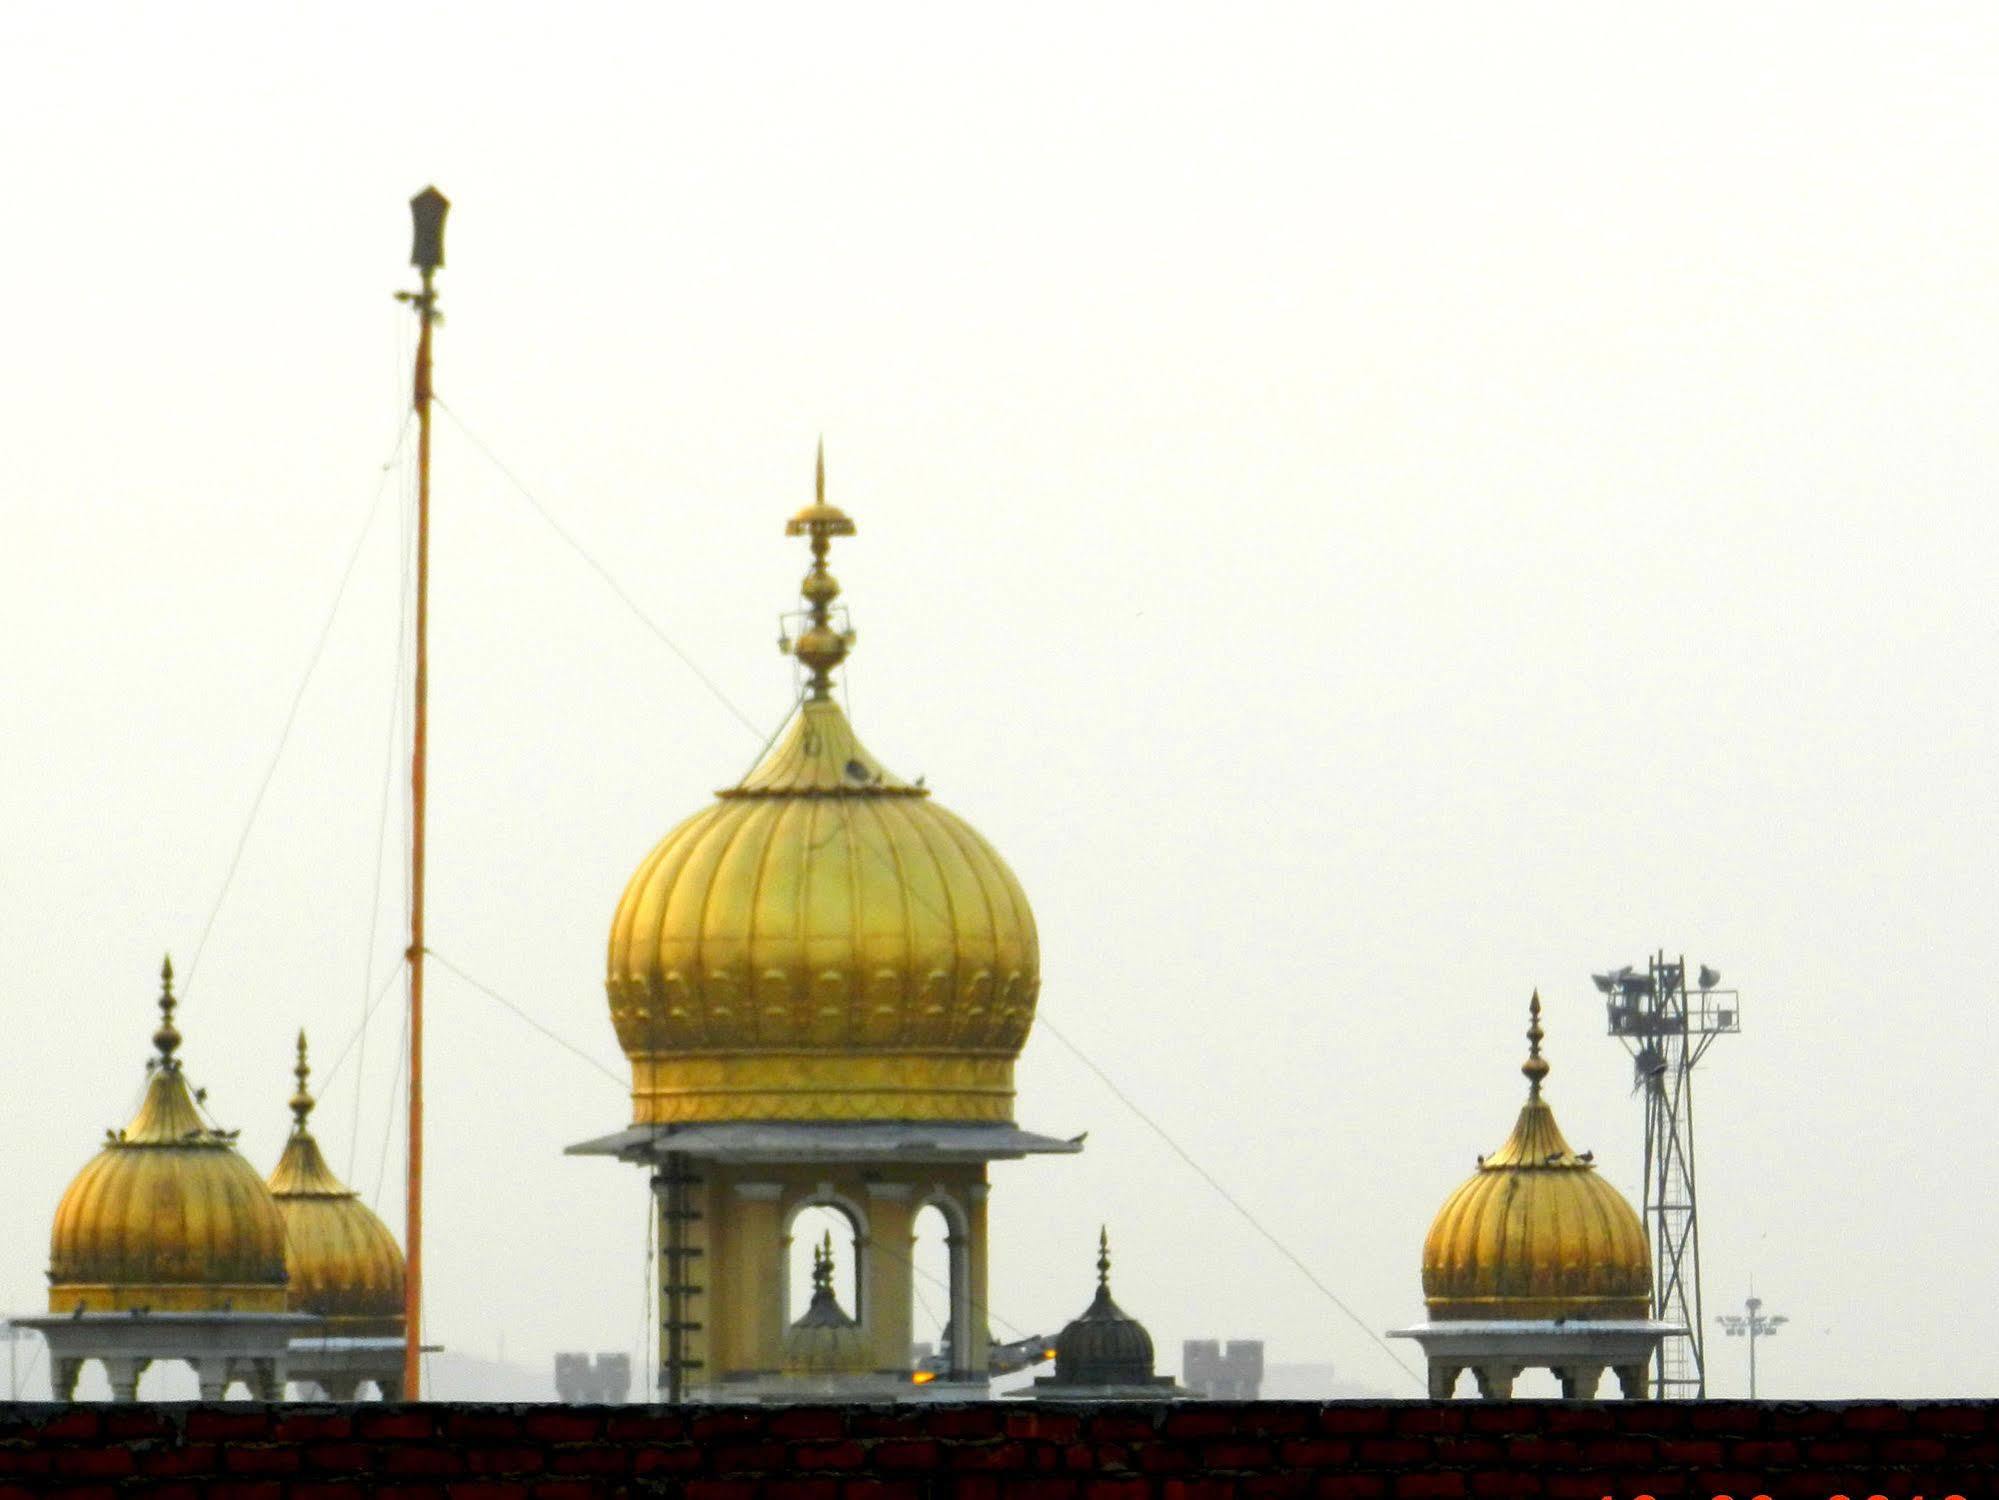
183;415;413;998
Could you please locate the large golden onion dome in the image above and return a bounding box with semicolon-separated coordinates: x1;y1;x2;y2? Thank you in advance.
48;959;290;1313
267;1033;406;1336
1422;994;1651;1320
607;451;1039;1125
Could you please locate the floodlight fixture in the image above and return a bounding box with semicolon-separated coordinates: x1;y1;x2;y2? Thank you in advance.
1714;1291;1787;1397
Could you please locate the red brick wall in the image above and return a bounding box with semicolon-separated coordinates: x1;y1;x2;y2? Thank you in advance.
0;1401;1988;1499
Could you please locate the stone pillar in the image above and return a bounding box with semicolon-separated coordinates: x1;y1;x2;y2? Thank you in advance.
863;1182;915;1376
963;1177;991;1380
944;1225;970;1379
51;1357;82;1403
1612;1363;1649;1399
376;1375;404;1401
249;1360;285;1402
1556;1363;1606;1400
104;1356;146;1403
1473;1362;1518;1399
1426;1362;1463;1399
196;1357;229;1401
721;1180;785;1377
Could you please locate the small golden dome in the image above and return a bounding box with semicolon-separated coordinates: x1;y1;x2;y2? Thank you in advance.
1422;994;1651;1321
48;959;290;1314
267;1032;406;1337
779;1233;871;1375
607;452;1039;1125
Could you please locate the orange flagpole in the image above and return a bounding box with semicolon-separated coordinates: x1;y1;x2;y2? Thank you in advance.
399;186;448;1400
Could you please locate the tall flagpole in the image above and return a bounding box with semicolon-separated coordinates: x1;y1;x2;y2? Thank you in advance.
398;185;448;1400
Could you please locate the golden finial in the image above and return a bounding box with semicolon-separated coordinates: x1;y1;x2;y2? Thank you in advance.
813;1230;836;1296
782;439;858;702
152;955;182;1070
290;1030;316;1133
1522;990;1550;1098
1097;1225;1112;1290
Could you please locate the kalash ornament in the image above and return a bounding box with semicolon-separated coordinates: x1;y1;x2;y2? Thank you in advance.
571;448;1081;1401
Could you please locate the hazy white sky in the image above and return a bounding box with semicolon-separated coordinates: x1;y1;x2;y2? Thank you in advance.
3;2;1995;1400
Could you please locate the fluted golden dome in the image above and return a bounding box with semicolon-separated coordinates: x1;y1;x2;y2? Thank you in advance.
780;1233;871;1374
267;1032;406;1336
607;452;1039;1125
48;959;290;1314
1422;994;1651;1320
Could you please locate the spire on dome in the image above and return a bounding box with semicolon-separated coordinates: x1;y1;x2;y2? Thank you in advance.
782;439;858;702
1479;992;1586;1170
268;1030;358;1199
1097;1226;1112;1291
1522;991;1549;1098
152;954;182;1072
291;1031;317;1134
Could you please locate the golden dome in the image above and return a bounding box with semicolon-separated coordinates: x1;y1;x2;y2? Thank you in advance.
267;1032;406;1337
1422;994;1651;1321
779;1233;871;1374
606;452;1039;1125
48;959;290;1314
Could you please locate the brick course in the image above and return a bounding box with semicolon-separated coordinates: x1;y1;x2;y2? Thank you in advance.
0;1402;1982;1497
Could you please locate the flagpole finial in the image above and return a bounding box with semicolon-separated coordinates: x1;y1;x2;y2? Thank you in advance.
410;187;450;275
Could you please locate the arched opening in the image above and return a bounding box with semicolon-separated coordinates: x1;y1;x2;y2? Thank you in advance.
785;1202;863;1332
910;1203;954;1370
909;1198;971;1379
1511;1365;1565;1398
137;1360;196;1400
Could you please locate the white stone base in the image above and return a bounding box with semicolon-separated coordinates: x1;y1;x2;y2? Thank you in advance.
1388;1319;1683;1399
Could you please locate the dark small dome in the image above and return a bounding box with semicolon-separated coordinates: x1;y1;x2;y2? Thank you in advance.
1053;1230;1155;1386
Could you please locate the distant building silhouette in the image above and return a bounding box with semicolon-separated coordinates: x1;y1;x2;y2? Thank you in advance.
1182;1339;1264;1400
553;1352;630;1404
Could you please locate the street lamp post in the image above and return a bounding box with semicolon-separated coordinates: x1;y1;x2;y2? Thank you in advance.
1715;1293;1787;1398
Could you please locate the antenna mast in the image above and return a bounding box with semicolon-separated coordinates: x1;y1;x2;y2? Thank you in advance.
397;184;449;1400
1594;950;1740;1398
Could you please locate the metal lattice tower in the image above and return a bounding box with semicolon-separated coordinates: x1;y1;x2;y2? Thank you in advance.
1594;952;1740;1399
